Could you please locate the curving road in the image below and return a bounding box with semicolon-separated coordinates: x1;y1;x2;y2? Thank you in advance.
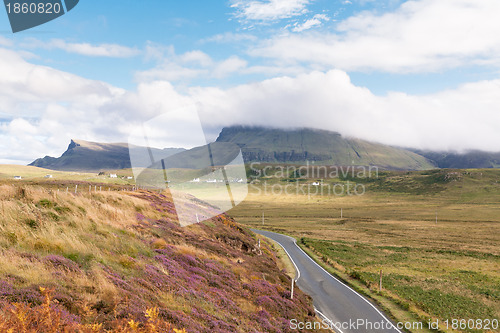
252;229;402;333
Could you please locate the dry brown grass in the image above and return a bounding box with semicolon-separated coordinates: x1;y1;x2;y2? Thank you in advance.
229;184;500;332
0;181;323;333
230;192;500;255
0;184;161;311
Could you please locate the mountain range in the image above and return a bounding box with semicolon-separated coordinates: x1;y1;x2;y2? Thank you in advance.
410;149;500;169
29;139;184;171
215;126;434;170
28;126;500;171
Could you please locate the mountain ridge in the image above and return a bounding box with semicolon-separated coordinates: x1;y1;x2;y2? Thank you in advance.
28;127;500;171
410;149;500;169
29;139;184;171
215;126;435;170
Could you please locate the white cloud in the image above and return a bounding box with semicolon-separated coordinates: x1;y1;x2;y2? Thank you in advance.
202;32;258;44
180;50;214;67
136;48;248;82
53;39;140;58
144;42;175;62
193;70;500;152
136;63;208;83
139;43;306;82
24;38;140;58
241;64;306;77
213;57;248;78
7;118;38;135
251;0;500;73
137;47;212;82
0;48;121;105
0;47;127;163
2;44;500;165
231;0;311;21
292;14;330;32
0;36;13;47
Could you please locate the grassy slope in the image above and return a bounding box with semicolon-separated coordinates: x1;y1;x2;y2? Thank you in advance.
228;168;500;332
0;176;326;332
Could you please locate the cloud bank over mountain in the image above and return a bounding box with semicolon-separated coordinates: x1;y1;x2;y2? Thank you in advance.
1;0;500;164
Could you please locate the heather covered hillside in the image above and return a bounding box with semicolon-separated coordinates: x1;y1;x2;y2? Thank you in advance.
0;183;320;332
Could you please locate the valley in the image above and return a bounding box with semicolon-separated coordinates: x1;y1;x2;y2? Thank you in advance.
229;168;500;332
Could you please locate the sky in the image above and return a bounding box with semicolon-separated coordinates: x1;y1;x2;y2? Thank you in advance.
1;0;500;164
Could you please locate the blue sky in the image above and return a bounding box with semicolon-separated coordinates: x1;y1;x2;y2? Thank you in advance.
2;0;479;92
1;0;500;163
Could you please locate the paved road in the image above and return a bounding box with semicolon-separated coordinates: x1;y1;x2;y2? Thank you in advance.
253;229;402;333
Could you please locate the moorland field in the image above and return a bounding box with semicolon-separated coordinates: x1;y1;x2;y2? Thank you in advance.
1;164;498;332
229;166;500;332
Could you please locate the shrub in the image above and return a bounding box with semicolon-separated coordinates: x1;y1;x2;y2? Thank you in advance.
151;239;168;250
0;287;186;332
37;199;55;208
25;219;38;229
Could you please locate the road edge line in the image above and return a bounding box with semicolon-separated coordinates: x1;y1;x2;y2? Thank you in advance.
294;240;403;333
315;307;345;333
258;233;301;281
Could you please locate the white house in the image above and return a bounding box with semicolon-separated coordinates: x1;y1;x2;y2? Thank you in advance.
13;176;22;180
44;174;53;179
109;174;118;178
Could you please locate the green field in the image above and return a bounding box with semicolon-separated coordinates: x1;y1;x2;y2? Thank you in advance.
0;165;137;188
229;168;500;332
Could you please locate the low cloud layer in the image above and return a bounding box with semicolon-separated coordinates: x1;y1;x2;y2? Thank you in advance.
1;46;499;164
195;70;500;152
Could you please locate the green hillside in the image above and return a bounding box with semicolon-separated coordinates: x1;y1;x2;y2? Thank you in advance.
412;149;500;169
216;126;435;170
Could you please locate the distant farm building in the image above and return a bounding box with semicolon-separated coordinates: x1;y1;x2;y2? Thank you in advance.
109;174;118;178
13;176;22;180
44;174;53;178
